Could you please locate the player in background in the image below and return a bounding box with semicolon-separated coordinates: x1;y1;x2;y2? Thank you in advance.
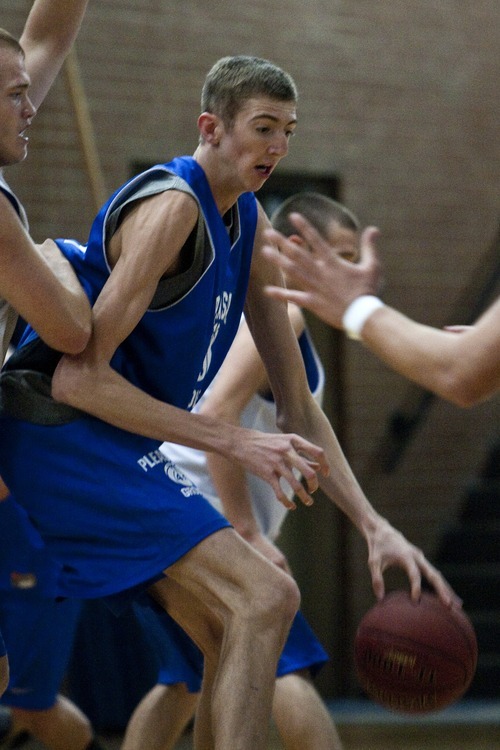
0;0;92;363
0;0;92;698
121;192;358;750
0;484;107;750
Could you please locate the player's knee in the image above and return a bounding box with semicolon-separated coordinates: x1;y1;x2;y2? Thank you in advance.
249;567;300;631
276;570;301;621
12;697;93;738
11;706;54;736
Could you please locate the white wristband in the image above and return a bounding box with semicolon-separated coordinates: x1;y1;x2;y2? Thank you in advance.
342;295;384;340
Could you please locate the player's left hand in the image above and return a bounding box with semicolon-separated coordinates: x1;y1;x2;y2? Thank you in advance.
366;517;462;609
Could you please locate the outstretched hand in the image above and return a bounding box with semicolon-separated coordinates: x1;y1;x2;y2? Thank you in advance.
366;517;462;609
262;212;383;329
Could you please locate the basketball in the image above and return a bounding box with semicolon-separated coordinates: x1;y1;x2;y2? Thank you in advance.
354;590;478;714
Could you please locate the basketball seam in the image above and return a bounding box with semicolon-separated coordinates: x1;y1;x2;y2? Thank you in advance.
356;626;472;687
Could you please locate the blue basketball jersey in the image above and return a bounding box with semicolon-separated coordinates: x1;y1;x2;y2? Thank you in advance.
0;158;257;600
42;157;257;410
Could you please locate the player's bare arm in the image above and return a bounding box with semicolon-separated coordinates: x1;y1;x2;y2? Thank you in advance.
263;215;500;406
247;208;460;607
0;197;90;353
361;297;500;407
20;0;90;109
55;189;199;371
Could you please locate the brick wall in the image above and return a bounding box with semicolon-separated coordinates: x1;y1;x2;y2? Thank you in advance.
4;1;499;696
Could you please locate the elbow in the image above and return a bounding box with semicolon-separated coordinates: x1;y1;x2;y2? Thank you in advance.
446;385;485;409
66;294;92;354
56;305;92;355
55;325;90;356
438;372;486;408
30;303;91;355
65;319;92;355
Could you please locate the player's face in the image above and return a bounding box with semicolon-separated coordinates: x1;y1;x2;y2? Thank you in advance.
324;221;359;263
0;47;36;168
283;221;359;286
219;96;297;194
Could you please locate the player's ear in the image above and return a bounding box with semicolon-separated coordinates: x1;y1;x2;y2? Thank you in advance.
198;112;222;145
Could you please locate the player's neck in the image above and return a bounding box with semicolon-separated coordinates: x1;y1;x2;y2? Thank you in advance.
193;145;240;216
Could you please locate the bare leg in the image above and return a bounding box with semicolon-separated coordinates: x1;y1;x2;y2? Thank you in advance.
122;683;198;750
272;672;344;750
0;655;8;696
6;695;93;750
150;527;300;750
191;658;216;750
0;478;9;502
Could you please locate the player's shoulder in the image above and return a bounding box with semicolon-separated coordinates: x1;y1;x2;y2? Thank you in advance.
150;180;198;211
121;183;200;237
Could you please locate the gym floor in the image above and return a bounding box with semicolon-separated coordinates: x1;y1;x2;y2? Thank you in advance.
101;698;500;750
11;699;500;749
7;700;500;750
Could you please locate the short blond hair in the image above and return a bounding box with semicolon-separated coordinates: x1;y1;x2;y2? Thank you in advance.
201;55;297;129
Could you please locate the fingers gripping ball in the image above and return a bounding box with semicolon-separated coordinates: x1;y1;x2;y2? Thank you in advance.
354;591;478;714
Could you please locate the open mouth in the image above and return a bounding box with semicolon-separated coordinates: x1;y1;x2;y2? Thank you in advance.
255;164;273;177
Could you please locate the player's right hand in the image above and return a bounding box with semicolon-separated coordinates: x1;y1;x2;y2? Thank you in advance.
230;428;329;509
